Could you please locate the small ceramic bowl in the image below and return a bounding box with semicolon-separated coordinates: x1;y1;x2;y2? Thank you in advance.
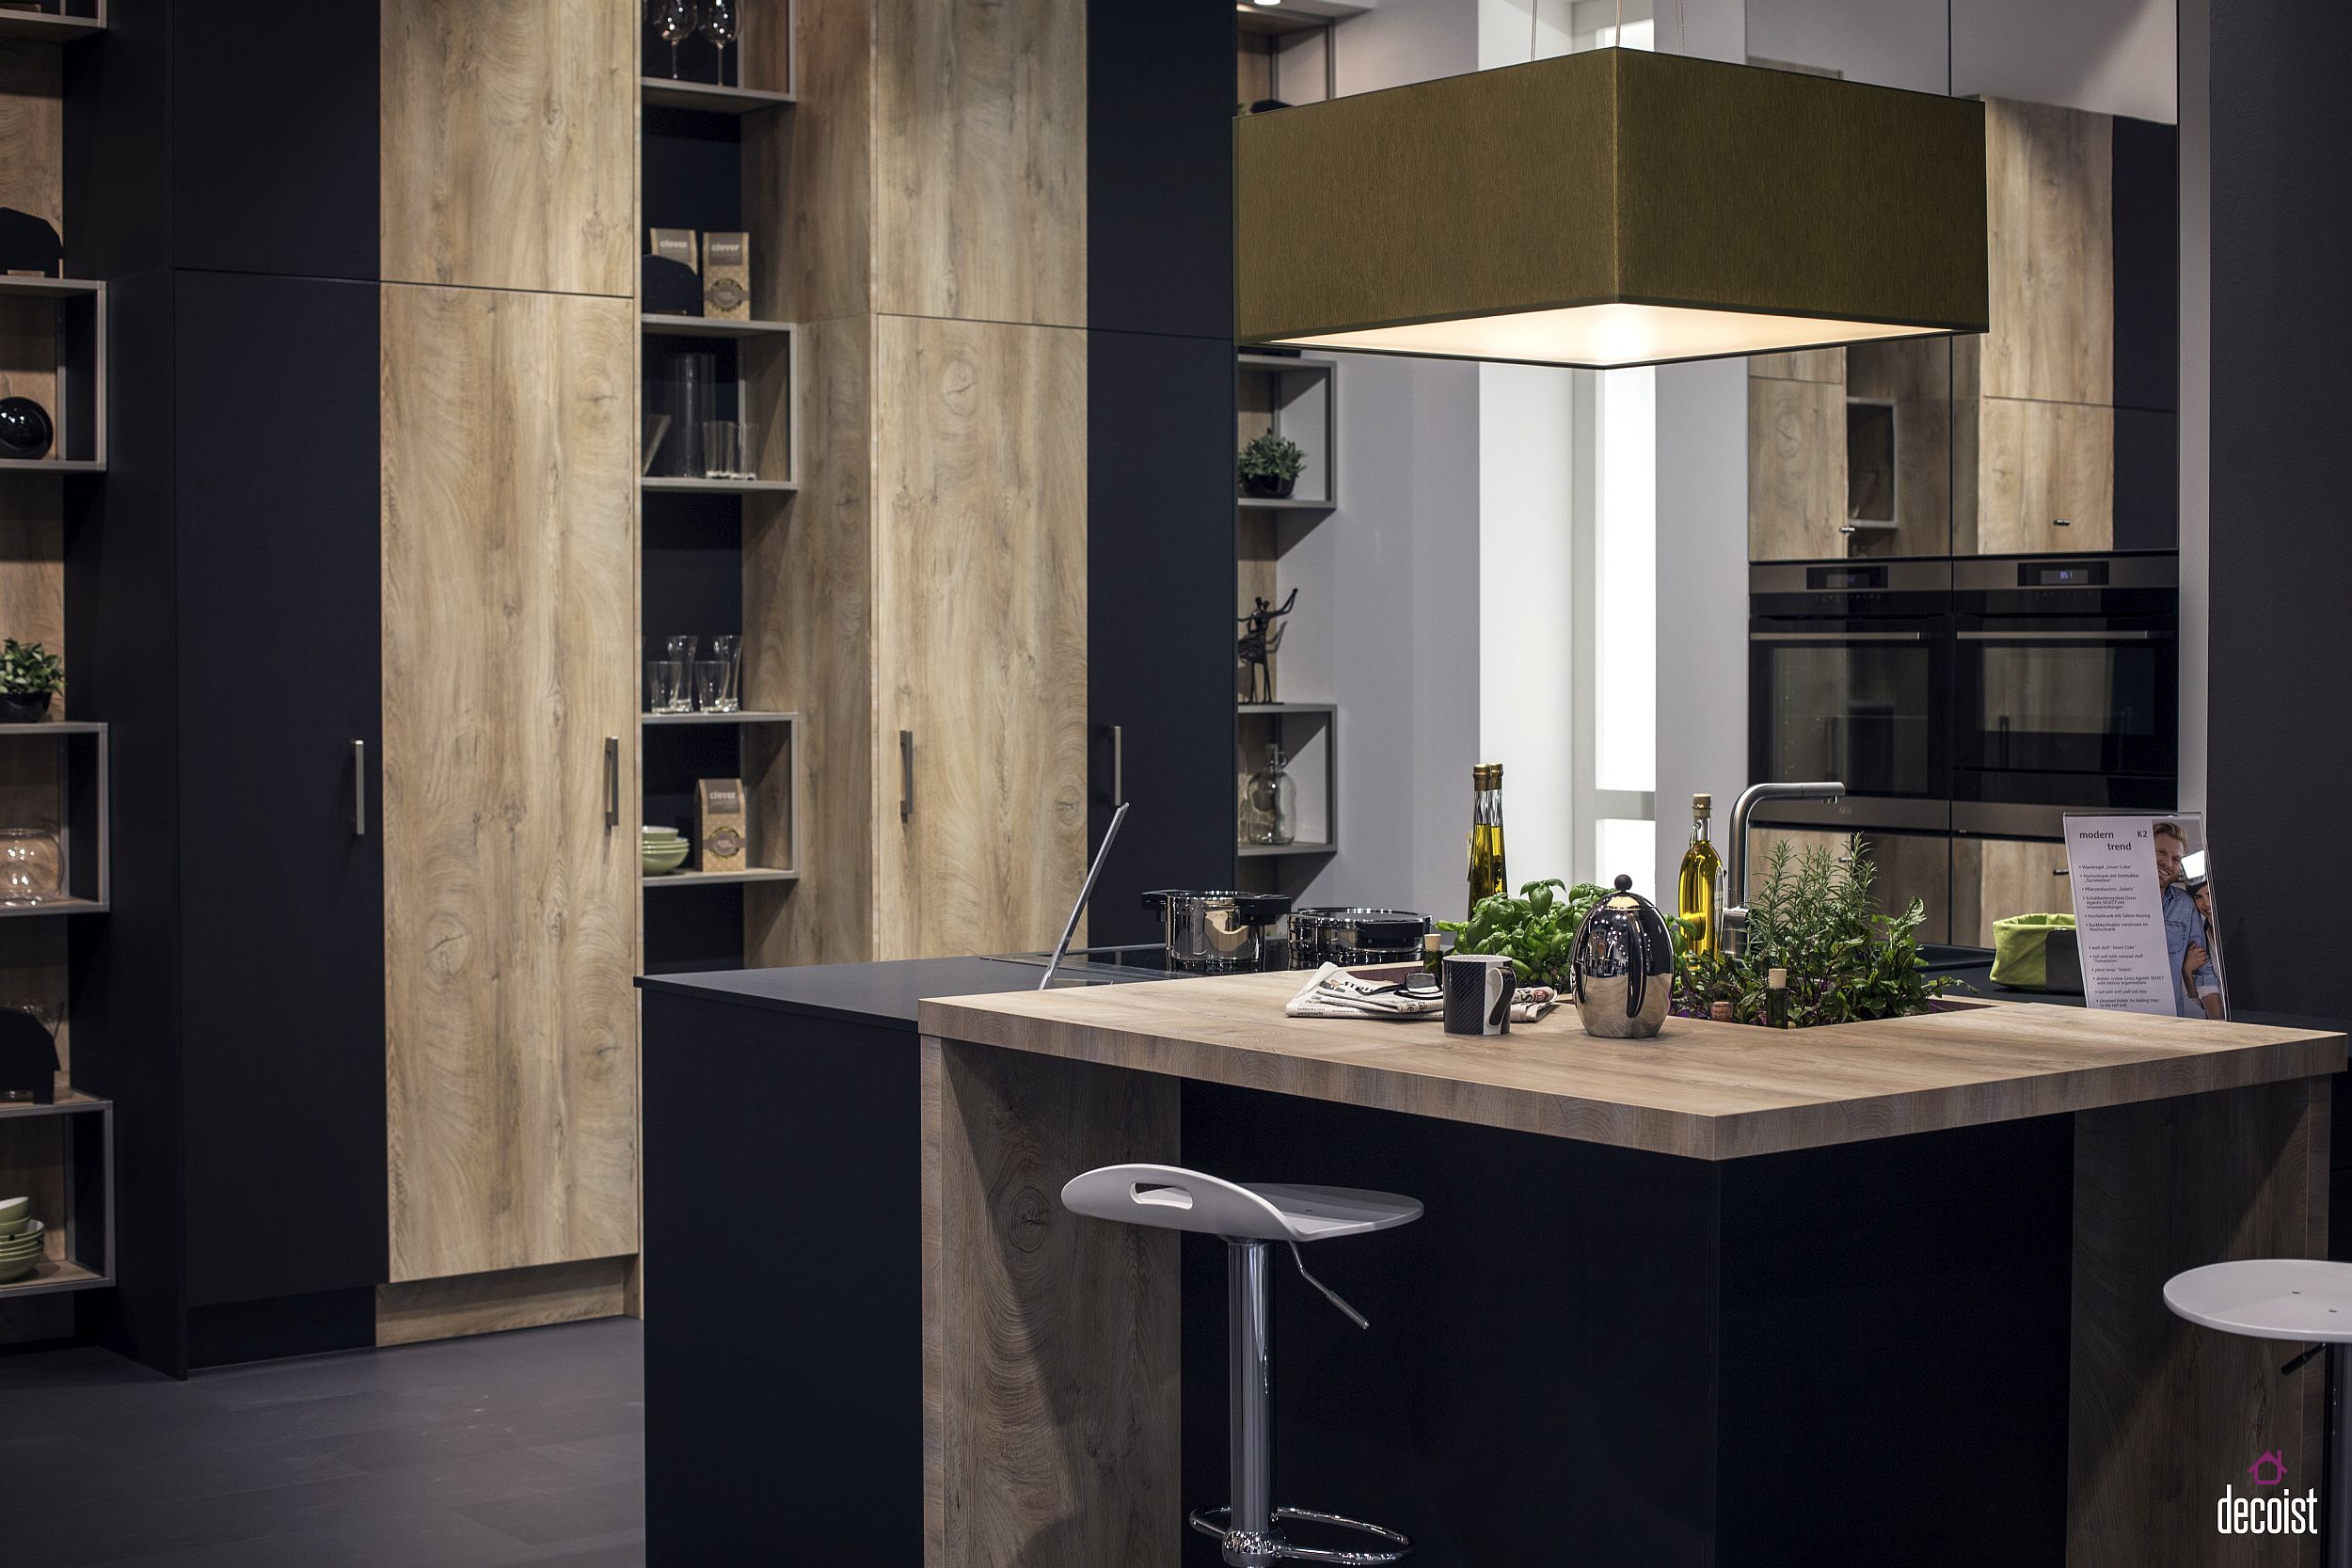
0;1195;28;1227
643;840;690;875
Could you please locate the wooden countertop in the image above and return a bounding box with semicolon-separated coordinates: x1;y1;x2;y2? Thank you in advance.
918;972;2347;1161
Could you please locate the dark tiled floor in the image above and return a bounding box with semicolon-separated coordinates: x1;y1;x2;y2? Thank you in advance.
0;1318;645;1567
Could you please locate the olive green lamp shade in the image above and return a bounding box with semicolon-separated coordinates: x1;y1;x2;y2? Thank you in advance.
1235;48;1989;369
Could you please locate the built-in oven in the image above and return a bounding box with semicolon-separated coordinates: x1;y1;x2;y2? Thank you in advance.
1951;554;2177;811
1749;560;1952;803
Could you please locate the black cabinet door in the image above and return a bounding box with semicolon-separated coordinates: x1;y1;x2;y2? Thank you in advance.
173;272;386;1307
1087;331;1237;944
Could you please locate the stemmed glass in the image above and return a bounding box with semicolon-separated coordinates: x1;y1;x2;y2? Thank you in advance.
701;0;739;87
654;0;698;80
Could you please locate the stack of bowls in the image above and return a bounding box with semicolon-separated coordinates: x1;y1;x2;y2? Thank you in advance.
643;825;689;876
0;1196;44;1283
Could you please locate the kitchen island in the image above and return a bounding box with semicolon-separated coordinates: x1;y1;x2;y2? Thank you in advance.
916;975;2344;1568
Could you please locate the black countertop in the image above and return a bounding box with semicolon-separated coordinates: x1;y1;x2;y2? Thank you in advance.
633;953;1174;1032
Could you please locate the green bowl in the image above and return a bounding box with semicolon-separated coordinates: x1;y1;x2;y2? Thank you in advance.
0;1217;44;1242
643;841;691;875
0;1196;27;1227
0;1255;38;1283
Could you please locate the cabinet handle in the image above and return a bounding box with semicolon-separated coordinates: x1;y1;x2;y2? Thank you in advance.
352;740;367;836
1110;724;1125;809
605;736;620;829
2052;517;2073;528
1751;631;1924;643
899;729;914;822
1957;630;2154;642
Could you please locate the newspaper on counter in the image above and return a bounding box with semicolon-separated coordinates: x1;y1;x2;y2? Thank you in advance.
1284;962;1559;1023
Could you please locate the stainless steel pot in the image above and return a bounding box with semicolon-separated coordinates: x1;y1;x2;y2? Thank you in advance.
1290;908;1431;970
1141;889;1292;974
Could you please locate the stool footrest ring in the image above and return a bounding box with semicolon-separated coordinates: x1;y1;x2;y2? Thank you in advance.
1189;1504;1412;1565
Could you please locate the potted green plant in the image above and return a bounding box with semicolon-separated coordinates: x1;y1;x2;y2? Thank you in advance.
1437;879;1616;991
1237;432;1307;499
0;640;61;723
1671;835;1955;1026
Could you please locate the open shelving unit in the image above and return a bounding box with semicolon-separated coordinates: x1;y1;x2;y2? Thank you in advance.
0;1091;114;1301
1235;348;1342;895
639;77;795;115
0;721;107;916
1235;702;1337;864
637;0;803;975
0;10;117;1339
0;276;107;474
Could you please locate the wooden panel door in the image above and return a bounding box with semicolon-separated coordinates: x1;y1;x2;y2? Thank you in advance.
381;283;639;1283
1747;372;1845;560
872;315;1087;959
1953;836;2074;950
1962;396;2115;554
379;0;634;297
1745;827;1953;947
872;0;1087;327
1981;99;2113;406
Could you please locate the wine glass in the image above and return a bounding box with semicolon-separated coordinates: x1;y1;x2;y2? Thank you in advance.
654;0;697;80
701;0;739;87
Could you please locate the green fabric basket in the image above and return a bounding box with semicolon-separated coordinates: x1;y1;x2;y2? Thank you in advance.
1991;912;2076;990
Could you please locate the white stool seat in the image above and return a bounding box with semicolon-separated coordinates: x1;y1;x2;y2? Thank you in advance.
2165;1259;2352;1343
1061;1163;1422;1244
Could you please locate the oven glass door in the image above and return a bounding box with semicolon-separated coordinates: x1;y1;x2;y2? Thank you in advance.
1955;625;2175;779
1750;621;1948;799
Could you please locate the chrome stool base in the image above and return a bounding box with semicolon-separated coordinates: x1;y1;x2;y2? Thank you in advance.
1190;1504;1412;1566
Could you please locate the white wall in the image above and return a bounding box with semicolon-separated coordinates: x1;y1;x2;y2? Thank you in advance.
1272;0;1483;921
1479;366;1576;886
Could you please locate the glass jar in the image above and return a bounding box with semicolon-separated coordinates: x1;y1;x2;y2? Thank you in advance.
0;828;61;907
1243;744;1295;847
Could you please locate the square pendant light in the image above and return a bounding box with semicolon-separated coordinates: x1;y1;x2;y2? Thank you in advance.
1235;49;1988;369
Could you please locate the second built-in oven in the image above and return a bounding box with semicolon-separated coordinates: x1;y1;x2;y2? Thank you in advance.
1750;560;1952;802
1951;555;2177;811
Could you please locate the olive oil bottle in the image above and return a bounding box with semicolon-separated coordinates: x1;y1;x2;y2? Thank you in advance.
1677;792;1723;957
1468;763;1507;916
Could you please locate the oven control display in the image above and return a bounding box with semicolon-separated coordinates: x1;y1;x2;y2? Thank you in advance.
2021;562;2108;587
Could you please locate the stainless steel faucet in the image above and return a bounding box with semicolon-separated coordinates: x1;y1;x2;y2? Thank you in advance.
1721;780;1846;955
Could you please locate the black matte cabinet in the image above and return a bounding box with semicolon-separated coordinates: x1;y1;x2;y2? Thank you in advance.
62;0;387;1374
172;273;385;1313
66;272;388;1373
1085;0;1242;942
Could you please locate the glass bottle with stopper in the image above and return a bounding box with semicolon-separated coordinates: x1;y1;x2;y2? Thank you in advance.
1244;744;1295;847
1468;763;1507;916
1677;792;1722;957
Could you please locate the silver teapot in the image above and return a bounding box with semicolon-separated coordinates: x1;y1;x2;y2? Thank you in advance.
1570;875;1674;1038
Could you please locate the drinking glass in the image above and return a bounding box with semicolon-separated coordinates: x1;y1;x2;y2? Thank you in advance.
666;634;699;665
701;0;739;87
645;659;686;715
701;420;755;481
693;660;731;713
654;0;698;79
708;634;741;711
0;828;61;907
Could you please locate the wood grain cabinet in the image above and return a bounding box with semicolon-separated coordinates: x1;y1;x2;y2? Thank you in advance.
1952;836;2074;951
379;0;635;298
380;284;640;1286
1745;825;1954;946
1954;99;2120;555
1749;96;2167;562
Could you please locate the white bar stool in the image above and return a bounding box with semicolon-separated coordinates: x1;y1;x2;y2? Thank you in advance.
1062;1163;1422;1567
2166;1259;2352;1564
